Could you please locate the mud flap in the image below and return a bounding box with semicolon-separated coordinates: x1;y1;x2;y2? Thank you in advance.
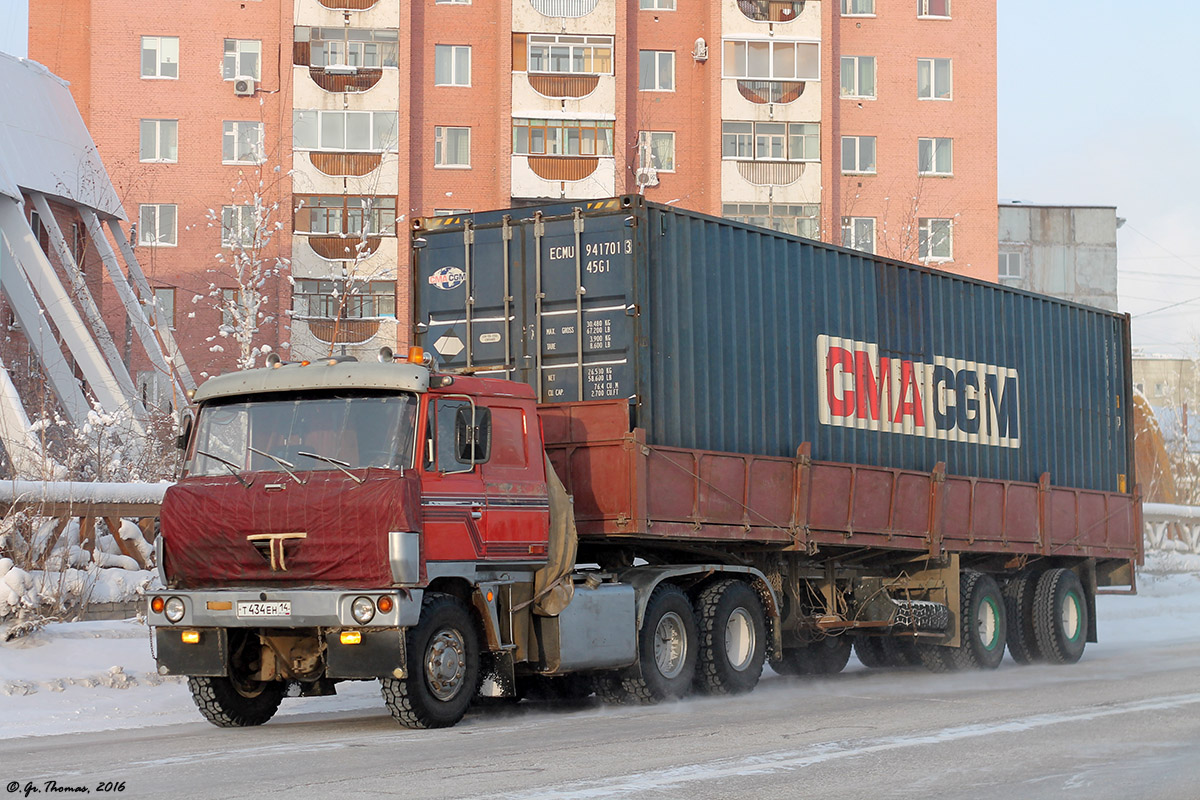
155;627;228;676
324;628;407;679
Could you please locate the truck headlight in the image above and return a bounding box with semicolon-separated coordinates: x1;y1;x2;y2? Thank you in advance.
164;597;186;624
351;596;376;624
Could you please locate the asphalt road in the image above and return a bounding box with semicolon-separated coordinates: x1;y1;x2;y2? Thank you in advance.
4;632;1200;800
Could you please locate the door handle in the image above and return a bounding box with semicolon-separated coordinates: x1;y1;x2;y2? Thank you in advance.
470;507;483;520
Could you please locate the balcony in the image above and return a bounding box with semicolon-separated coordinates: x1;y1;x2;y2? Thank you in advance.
303;317;384;344
528;73;600;99
734;161;808;186
316;0;377;9
736;0;805;22
307;66;383;93
512;154;615;199
304;235;384;261
307;152;384;177
737;80;807;104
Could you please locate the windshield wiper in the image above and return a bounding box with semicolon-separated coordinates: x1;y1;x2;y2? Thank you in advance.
247;446;304;485
297;450;364;484
196;449;251;488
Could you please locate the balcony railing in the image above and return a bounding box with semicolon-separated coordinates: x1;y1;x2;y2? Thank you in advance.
736;0;805;22
1144;503;1200;555
528;73;600;99
306;66;384;93
316;0;378;9
734;161;808;186
736;80;807;104
529;0;598;18
527;156;600;181
304;235;383;260
307;152;384;177
301;317;384;344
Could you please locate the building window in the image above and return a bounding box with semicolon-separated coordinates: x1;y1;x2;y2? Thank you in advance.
222;121;264;164
513;118;614;156
294;196;397;237
640;0;674;8
918;218;952;260
999;251;1022;281
293;111;400;152
139;119;178;163
723;40;820;81
292;279;396;319
918;0;950;18
434;126;471;167
723;203;819;239
841;217;875;253
527;34;613;75
70;222;85;265
637;131;675;172
841;135;876;174
434;45;471;86
221;205;256;248
841;0;874;14
138;204;177;246
153;288;176;329
918;57;952;99
722;121;818;161
918;137;953;175
639;50;675;91
222;39;261;80
298;27;400;68
141;36;179;79
840;56;875;98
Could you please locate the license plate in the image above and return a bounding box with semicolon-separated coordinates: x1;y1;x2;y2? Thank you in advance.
236;601;292;618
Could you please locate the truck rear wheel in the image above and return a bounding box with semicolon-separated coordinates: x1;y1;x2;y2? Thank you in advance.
187;676;285;728
949;572;1006;670
771;636;852;676
381;593;480;729
880;637;922;667
853;636;890;669
1003;570;1041;664
611;583;698;703
694;579;767;695
1033;568;1088;664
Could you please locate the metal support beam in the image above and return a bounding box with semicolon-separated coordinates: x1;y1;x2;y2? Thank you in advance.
0;356;50;478
103;215;195;391
0;196;146;437
81;210;191;405
30;193;142;413
0;229;91;426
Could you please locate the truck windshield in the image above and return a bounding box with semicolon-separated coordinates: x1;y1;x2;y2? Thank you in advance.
187;392;418;476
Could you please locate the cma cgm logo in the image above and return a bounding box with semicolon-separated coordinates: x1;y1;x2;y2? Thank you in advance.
817;335;1020;449
428;266;466;290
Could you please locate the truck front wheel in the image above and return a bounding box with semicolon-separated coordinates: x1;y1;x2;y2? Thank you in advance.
187;676;285;728
694;579;767;695
381;593;480;729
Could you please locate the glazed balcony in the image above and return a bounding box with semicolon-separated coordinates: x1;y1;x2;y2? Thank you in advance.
737;80;807;104
736;0;806;22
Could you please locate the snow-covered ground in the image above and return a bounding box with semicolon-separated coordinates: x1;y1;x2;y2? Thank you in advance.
2;550;1199;741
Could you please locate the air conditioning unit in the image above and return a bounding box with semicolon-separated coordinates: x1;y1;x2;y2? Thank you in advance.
233;76;256;97
635;167;659;188
692;38;709;62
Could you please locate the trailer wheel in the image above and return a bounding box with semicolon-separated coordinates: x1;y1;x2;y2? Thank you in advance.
1032;568;1088;665
1003;570;1041;664
949;571;1006;670
881;637;922;667
853;636;890;669
617;583;698;703
693;579;767;695
381;593;480;729
187;676;285;728
916;643;956;672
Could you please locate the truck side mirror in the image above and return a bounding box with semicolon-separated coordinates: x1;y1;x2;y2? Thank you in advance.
456;406;491;464
176;415;193;451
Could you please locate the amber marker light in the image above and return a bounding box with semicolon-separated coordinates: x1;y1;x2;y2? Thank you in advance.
340;631;362;645
181;631;201;644
377;596;394;614
487;590;494;603
150;597;165;614
407;346;424;364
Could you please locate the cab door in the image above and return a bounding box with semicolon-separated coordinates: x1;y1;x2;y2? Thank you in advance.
419;396;489;562
480;402;550;561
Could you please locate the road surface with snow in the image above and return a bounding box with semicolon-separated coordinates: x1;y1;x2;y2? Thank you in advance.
2;552;1200;799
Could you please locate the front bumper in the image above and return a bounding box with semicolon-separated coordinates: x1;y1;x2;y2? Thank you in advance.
146;588;423;628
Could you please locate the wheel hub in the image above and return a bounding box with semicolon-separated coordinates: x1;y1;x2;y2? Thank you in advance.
654;611;687;678
425;629;467;701
724;608;756;670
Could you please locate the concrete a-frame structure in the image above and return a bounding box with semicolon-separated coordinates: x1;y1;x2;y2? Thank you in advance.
0;54;193;477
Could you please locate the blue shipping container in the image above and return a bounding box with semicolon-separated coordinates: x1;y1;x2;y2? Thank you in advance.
413;196;1133;494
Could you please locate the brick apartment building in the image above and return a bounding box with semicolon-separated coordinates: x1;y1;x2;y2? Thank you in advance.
29;0;997;379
